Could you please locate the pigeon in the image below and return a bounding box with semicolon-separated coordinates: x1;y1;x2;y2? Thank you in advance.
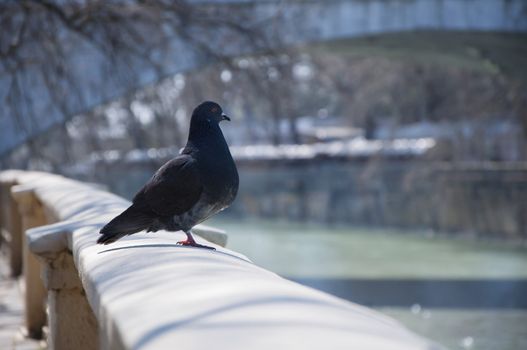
97;101;239;249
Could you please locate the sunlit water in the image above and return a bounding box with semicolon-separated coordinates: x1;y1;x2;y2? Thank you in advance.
209;217;527;350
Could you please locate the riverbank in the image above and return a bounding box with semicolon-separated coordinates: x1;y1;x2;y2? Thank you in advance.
230;160;527;240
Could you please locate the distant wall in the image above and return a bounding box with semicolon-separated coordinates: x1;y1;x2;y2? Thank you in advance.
231;160;527;239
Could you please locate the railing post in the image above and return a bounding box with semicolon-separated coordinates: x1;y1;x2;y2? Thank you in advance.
11;186;48;339
0;180;23;276
42;251;99;350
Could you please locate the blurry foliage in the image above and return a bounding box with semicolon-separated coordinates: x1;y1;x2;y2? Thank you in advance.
3;28;527;170
0;0;279;163
313;32;527;137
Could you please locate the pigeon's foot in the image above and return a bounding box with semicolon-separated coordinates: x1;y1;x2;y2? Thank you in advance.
177;239;216;250
177;231;216;250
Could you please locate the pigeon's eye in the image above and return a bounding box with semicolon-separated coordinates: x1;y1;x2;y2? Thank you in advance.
211;107;218;113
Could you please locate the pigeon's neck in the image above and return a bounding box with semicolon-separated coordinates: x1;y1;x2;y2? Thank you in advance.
187;119;229;152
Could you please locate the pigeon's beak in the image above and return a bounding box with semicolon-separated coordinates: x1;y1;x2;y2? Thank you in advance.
221;113;231;121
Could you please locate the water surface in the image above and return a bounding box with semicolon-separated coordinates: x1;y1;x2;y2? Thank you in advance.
212;218;527;279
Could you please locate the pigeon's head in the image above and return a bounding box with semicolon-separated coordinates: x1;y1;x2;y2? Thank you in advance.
192;101;230;124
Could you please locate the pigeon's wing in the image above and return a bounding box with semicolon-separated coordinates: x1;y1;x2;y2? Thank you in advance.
133;154;202;217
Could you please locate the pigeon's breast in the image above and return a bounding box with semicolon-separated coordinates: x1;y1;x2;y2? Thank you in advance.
200;152;239;206
178;134;238;230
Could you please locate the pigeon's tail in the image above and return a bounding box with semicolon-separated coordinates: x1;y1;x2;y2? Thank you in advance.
97;205;154;245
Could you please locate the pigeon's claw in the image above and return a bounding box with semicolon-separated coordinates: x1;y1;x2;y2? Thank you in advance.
177;239;216;250
178;231;216;250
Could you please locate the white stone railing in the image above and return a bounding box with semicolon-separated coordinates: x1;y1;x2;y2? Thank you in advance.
0;170;438;350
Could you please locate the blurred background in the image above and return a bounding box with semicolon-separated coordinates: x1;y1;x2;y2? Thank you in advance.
1;1;526;349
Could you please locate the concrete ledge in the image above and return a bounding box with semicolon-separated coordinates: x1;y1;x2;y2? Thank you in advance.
1;170;439;350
